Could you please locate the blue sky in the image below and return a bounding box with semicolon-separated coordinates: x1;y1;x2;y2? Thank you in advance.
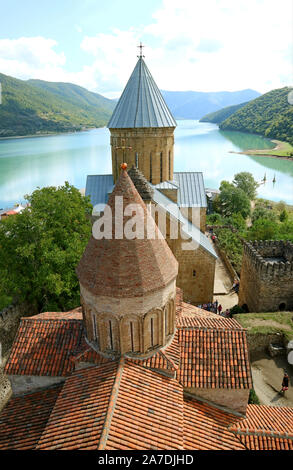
0;0;292;97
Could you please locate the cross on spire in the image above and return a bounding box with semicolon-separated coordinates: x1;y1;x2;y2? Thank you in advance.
137;41;145;58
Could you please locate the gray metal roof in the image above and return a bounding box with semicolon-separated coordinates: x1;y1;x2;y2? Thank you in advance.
85;174;114;209
155;180;179;190
151;186;217;259
173;172;207;208
107;58;177;129
85;174;216;259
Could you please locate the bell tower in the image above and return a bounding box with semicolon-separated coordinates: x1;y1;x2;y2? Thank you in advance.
107;45;177;185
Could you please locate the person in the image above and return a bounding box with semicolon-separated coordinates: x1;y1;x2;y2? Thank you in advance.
218;304;222;314
281;372;289;395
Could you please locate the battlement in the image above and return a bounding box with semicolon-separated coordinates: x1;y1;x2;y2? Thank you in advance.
243;240;293;279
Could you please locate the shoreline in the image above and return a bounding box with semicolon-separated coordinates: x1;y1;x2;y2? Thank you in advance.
229;139;293;161
0;127;104;141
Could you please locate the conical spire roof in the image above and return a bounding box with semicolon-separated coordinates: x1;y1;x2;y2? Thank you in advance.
107;57;177;129
128;165;154;201
76;166;178;298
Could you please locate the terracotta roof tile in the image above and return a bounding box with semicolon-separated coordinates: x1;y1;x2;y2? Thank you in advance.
36;362;118;450
0;384;62;450
129;331;180;372
229;404;293;450
4;318;84;377
76;168;178;298
104;360;184;450
177;327;252;389
183;397;245;450
27;308;82;320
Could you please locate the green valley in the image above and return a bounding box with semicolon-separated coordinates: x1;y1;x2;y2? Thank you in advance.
0;73;116;137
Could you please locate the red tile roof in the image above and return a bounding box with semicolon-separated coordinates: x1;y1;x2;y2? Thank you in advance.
229;404;293;450
34;360;184;450
5;318;83;377
177;328;252;389
36;361;118;450
0;384;62;450
27;308;82;320
103;360;184;450
76;168;178;298
183;397;245;450
129;331;180;373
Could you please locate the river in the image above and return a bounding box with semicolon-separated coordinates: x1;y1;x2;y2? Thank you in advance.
0;120;292;209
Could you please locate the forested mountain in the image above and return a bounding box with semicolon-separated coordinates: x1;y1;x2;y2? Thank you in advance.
161;89;260;119
0;73;115;137
219;87;293;145
199;101;249;123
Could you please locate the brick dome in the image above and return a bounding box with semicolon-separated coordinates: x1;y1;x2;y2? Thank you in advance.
76;167;178;298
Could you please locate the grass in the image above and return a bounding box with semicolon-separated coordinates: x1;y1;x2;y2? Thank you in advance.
243;140;293;158
234;311;293;340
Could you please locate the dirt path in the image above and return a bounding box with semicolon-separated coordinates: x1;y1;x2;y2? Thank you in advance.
208;234;239;310
251;353;293;407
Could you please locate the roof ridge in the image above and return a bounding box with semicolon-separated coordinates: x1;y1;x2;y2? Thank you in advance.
229;427;293;440
22;317;82;322
97;357;125;450
159;350;178;370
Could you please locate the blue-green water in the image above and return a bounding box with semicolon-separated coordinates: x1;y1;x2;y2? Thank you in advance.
0;120;292;209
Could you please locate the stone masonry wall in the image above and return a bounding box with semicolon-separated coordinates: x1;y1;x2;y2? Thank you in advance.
238;241;293;312
185;387;249;415
110;127;175;184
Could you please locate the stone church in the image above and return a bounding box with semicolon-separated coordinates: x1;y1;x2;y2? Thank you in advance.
0;166;292;450
85;54;217;305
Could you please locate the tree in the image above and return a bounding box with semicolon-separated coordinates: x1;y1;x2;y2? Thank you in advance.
233;172;258;200
217;182;251;219
252;206;277;224
248;218;278;240
0;182;92;312
280;209;288;222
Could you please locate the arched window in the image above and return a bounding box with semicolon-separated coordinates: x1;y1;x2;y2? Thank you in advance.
144;310;161;351
98;315;119;352
135;152;139;168
121;316;140;354
150;153;152;183
92;313;98;340
160;152;163;182
192;270;196;278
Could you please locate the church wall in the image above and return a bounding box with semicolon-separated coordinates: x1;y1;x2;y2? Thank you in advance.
80;281;177;356
80;279;176;317
166;236;215;304
7;375;65;396
179;207;207;233
185;387;249;415
110;128;175;184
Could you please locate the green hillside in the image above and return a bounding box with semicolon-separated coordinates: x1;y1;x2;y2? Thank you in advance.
199;101;249;123
0;73;115;137
219;87;293;145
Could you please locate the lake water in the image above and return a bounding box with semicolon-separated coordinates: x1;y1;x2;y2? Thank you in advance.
0;119;292;210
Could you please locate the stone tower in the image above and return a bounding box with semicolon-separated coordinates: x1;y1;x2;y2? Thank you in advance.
238;240;293;312
76;165;178;357
107;56;177;184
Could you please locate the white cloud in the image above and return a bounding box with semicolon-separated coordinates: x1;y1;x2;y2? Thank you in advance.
0;1;292;96
0;37;66;81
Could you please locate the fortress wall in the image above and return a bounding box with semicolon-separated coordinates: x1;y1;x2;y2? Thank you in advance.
239;241;293;312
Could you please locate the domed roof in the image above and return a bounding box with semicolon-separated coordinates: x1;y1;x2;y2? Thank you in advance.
76;166;178;298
